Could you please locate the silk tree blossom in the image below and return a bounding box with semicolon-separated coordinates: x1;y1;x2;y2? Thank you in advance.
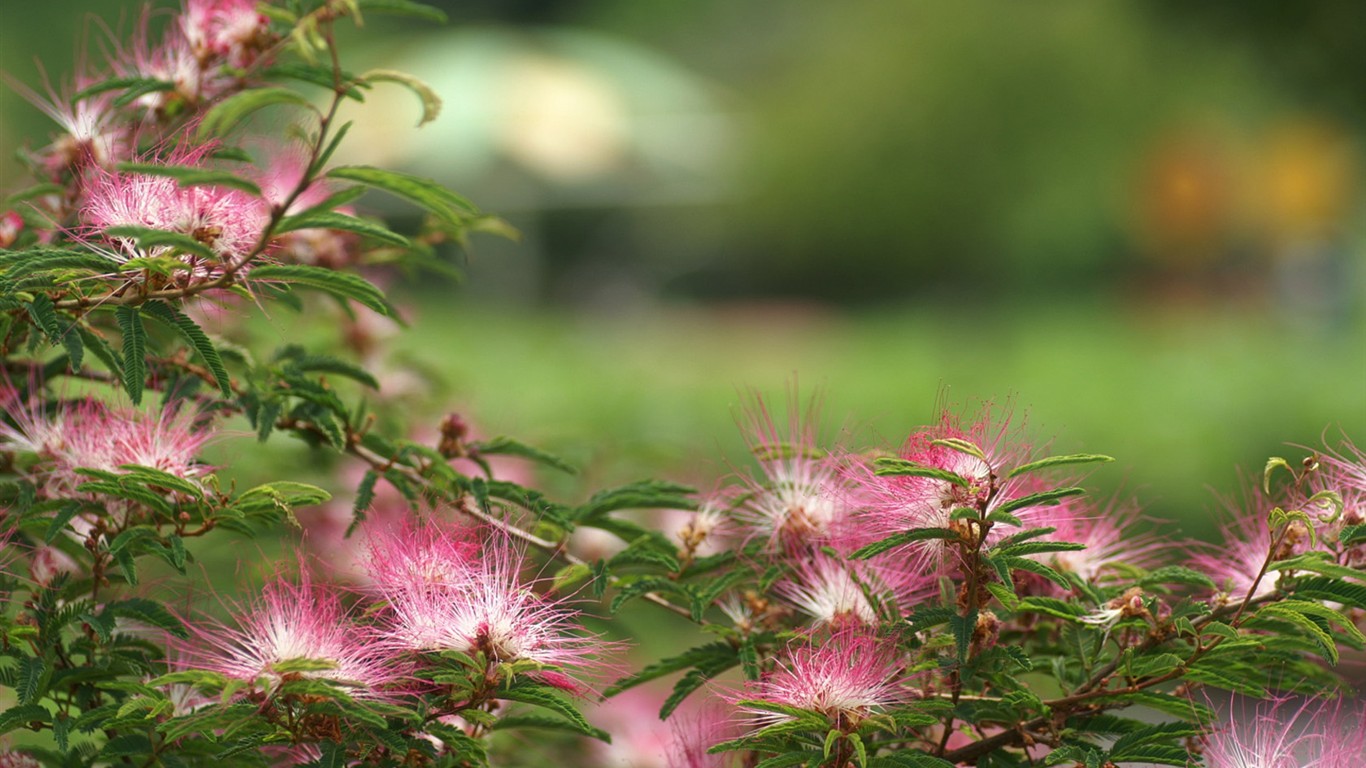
81;143;269;275
1315;438;1366;569
666;700;742;768
1025;496;1165;586
182;570;399;698
730;629;913;731
776;552;934;628
1192;484;1311;605
0;389;210;497
370;524;609;692
847;409;1033;573
733;395;851;551
251;150;360;268
181;0;273;69
7;69;128;177
362;516;478;596
1204;696;1366;768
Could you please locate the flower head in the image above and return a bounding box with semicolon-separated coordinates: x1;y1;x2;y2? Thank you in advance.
776;552;933;628
1025;495;1165;586
730;629;912;730
1203;696;1366;768
181;0;273;69
182;568;398;698
81;142;268;273
368;523;610;692
0;388;211;500
847;406;1032;573
733;393;850;551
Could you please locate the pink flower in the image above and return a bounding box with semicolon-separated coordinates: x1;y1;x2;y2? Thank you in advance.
7;69;128;176
367;523;610;692
1025;496;1165;585
0;389;210;501
181;568;399;698
847;407;1032;573
181;0;273;69
775;552;933;628
1316;438;1366;569
108;17;203;114
1191;513;1279;605
729;629;913;730
0;212;22;248
81;142;268;274
1204;696;1366;768
733;394;851;551
250;149;361;268
666;700;741;768
362;515;478;596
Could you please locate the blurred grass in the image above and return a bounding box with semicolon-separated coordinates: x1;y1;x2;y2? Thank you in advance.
376;294;1365;542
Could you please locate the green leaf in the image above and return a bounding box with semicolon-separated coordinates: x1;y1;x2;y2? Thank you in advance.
0;704;51;735
248;264;391;315
105;598;188;638
197;87;316;139
490;713;610;741
327;165;478;227
997;555;1071;589
99;734;154;759
142;300;232;396
993;486;1086;516
1138;566;1216;590
1255;600;1363;665
359;69;442;126
872;458;968;486
604;642;737;697
850;527;959;560
73;76;174;103
16;657;49;705
497;680;600;740
1264;456;1293;494
469;436;576;474
4;248;117;279
262;62;366;99
992;539;1086;558
1340;523;1366;546
275;210;410;247
115;305;146;404
355;0;449;23
103;225;217;261
77;324;124;378
1017;596;1085;621
1007;453;1114;478
114;162;262;197
1290;576;1366;611
929;437;986;460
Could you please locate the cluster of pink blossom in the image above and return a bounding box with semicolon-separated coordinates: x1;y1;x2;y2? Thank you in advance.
17;0;272;182
0;385;209;497
662;397;1366;762
177;517;613;707
1203;697;1366;768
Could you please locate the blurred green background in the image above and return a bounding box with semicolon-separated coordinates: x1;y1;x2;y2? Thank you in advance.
3;1;1364;541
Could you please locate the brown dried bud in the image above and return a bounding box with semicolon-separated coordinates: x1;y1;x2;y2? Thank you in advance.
438;412;470;458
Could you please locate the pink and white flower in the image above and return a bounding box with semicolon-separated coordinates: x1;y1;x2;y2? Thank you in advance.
733;394;851;551
81;143;269;274
1025;496;1166;585
367;523;610;692
0;389;210;498
1203;696;1366;768
847;408;1032;573
181;0;273;70
181;569;399;698
729;629;913;730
